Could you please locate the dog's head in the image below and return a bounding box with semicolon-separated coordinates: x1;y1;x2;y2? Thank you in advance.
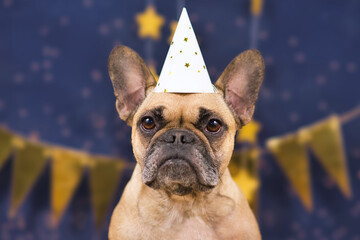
108;46;264;196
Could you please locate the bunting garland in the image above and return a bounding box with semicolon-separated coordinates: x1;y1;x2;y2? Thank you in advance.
267;133;313;210
10;140;48;217
89;158;124;228
0;127;128;227
51;148;86;223
303;115;352;198
0;128;13;171
266;113;356;210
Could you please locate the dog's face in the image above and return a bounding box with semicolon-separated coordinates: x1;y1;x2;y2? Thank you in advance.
131;92;236;195
108;46;264;196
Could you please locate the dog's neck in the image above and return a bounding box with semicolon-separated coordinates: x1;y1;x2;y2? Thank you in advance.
131;164;240;226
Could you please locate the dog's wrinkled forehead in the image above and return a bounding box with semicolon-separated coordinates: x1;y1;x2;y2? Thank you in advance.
133;92;236;127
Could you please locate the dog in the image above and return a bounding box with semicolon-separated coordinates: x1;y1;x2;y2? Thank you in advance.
107;45;264;240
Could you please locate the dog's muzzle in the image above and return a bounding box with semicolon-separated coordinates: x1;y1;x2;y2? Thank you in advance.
142;129;219;195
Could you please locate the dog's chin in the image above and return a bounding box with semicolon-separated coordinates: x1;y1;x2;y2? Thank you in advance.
144;159;215;196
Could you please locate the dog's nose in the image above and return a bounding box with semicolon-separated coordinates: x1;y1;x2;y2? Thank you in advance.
161;129;195;144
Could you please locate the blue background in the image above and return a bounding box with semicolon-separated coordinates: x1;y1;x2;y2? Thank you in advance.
0;0;359;239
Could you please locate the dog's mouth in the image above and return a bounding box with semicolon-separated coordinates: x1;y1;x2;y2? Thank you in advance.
143;155;218;196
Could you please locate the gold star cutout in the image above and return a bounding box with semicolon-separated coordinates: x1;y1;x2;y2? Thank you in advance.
195;52;198;55
251;0;264;16
198;70;200;73
185;63;190;68
237;120;261;144
168;21;177;44
180;50;182;53
203;65;205;69
136;5;165;40
233;169;259;203
170;56;173;58
184;37;188;42
228;149;260;204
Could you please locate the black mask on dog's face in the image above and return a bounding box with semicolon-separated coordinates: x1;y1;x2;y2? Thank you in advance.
108;46;264;196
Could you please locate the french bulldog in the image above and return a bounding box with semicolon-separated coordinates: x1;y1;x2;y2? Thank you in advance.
108;45;264;240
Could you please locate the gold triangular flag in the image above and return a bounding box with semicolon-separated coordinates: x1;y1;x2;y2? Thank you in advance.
304;115;352;198
51;147;85;223
0;128;13;171
89;158;125;228
9;140;48;217
228;149;260;211
267;134;313;210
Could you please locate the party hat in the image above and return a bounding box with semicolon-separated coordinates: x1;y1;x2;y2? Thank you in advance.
154;8;216;93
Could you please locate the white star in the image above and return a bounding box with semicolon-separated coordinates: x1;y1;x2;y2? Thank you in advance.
61;128;71;137
81;87;91;98
59;16;70;27
329;60;340;71
0;100;5;110
43;73;53;83
57;115;67;125
99;24;110;36
30;62;40;72
83;0;93;8
91;69;102;82
13;73;24;84
294;52;305;63
288;36;298;47
113;18;124;29
18;108;28;118
289;112;299;123
316;75;326;85
346;62;357;73
42;60;52;70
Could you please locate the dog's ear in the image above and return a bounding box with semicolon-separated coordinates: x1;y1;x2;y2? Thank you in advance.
215;49;264;128
108;45;157;125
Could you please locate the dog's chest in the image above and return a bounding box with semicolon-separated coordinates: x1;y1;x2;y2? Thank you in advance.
149;203;220;240
172;217;218;240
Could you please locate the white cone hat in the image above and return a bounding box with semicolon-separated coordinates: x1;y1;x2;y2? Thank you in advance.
154;8;216;93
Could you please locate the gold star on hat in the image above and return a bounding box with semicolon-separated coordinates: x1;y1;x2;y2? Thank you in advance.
154;8;216;93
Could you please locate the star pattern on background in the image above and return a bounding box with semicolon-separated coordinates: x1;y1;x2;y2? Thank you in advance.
232;169;259;201
136;5;165;40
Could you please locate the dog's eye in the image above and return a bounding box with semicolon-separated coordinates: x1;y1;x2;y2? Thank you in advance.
141;117;156;130
206;119;222;133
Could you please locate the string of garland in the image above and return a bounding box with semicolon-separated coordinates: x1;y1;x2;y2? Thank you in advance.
238;105;360;210
0;127;133;228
